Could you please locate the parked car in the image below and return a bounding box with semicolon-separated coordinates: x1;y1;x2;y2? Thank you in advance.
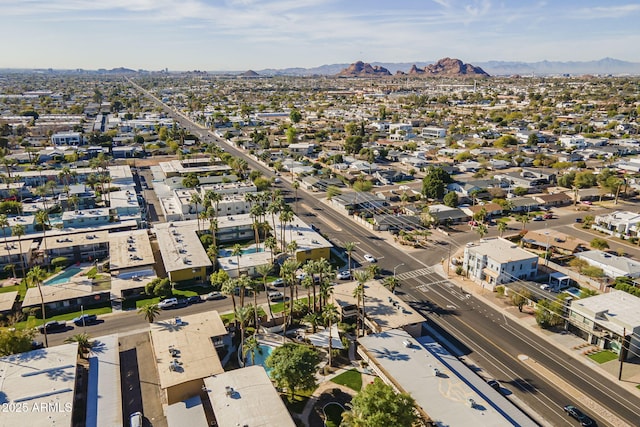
72;314;98;326
268;291;285;302
363;254;377;263
533;215;544;221
158;298;179;309
336;270;351;280
543;213;554;219
575;218;583;223
129;411;143;427
540;284;551;291
563;404;595;426
271;278;285;287
205;291;225;300
296;272;308;281
187;295;203;304
581;200;592;205
31;340;45;350
38;321;67;333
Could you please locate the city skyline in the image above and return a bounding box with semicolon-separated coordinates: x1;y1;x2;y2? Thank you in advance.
1;0;639;71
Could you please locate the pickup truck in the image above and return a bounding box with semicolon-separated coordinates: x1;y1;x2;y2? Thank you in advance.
72;314;98;326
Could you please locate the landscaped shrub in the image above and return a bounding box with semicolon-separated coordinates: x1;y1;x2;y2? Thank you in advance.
50;257;70;269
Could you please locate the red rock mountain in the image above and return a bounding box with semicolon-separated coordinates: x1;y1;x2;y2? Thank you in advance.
419;58;489;77
336;61;392;77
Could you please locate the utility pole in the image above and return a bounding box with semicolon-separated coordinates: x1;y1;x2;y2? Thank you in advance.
618;327;627;381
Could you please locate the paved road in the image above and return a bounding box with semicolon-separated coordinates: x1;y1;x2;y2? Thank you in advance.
127;80;638;425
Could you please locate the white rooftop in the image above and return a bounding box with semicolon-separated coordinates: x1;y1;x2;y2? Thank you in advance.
0;343;78;427
570;290;640;335
203;365;296;427
166;395;209;427
85;334;122;427
358;329;536;427
466;237;538;264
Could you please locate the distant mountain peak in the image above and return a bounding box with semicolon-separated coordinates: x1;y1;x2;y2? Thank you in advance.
336;61;392;77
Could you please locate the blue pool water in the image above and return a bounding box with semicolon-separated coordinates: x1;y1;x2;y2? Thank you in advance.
44;267;82;285
245;344;274;375
563;287;582;298
219;247;264;257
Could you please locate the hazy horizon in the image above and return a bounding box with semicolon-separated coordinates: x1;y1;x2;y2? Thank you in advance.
1;0;639;71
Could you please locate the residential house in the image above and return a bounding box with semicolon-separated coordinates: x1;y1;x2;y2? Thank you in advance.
426;204;470;225
463;237;539;289
576;250;640;279
533;192;573;208
374;169;413;185
592;210;640;237
462;203;503;219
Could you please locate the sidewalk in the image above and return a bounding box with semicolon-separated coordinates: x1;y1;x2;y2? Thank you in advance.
433;261;639;427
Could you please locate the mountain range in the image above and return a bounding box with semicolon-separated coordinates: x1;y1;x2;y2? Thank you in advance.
257;58;640;77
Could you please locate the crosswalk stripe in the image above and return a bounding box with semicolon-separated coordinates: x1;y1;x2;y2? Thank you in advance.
396;267;433;280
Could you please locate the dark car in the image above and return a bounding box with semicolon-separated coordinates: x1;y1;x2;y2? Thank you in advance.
575;218;583;223
487;379;501;393
72;314;98;326
187;295;203;304
563;404;595;426
39;321;67;333
31;340;45;350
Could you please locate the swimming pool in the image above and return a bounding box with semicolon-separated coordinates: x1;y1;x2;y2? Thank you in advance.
44;267;82;285
219;246;264;257
245;344;274;375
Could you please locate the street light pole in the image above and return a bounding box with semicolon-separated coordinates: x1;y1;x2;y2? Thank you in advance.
393;263;405;279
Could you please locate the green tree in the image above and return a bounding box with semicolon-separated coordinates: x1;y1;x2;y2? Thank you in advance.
0;328;35;356
535;298;564;329
266;343;320;399
342;378;418;427
138;303;160;323
344;241;356;277
422;166;452;200
475;223;488;240
497;221;508;237
289;109;302;124
344;135;363;155
443;191;458;208
513;186;528;197
182;173;200;189
590;237;610;250
322;303;340;367
243;334;261;366
326;185;342;200
510;288;531;312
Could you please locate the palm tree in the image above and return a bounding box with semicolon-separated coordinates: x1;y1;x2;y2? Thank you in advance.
243;334;261;367
476;223;488;240
190;192;202;230
291;180;300;215
352;283;363;338
231;243;243;279
303;312;322;333
250;203;264;248
280;258;299;320
138;303;160;323
256;263;274;319
516;214;530;230
323;303;340;368
12;224;26;281
315;258;334;312
279;208;294;252
210;191;222;218
301;275;314;313
236;274;251;308
68;194;80;212
27;266;48;347
344;241;356;277
0;215;14;278
221;279;238;320
235;305;253;357
382;276;399;294
64;333;94;358
353;270;372;337
35;210;50;263
497;221;508;237
264;236;277;264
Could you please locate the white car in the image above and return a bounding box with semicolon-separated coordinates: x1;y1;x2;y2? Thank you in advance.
158;298;178;309
268;291;285;302
296;272;308;281
363;254;377;263
271;278;285;287
336;270;351;280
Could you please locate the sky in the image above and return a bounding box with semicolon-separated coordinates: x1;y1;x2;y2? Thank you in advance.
1;0;639;71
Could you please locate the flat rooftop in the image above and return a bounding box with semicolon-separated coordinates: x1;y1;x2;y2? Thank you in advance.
153;220;212;274
109;229;155;272
61;207;111;222
570;290;640;334
332;280;425;332
358;329;536;427
203;365;296;427
23;281;99;307
166;395;209;427
150;311;226;390
43;229;109;252
466;237;538;264
0;343;78;427
86;334;122;427
0;290;18;312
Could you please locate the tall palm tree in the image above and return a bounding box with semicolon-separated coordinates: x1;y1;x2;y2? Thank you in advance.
0;215;14;278
236;274;251;308
12;224;26;280
231;243;243;279
264;236;277;264
353;270;372;337
303;312;322;333
221;279;238;320
344;242;356;277
210;191;222;217
497;221;508;237
234;305;253;357
250;203;264;248
291;180;300;215
190;192;202;229
280;258;299;320
27;266;48;347
316;258;334;312
352;283;363;338
64;333;95;358
35;210;50;263
323;303;340;367
138;303;160;323
382;276;399;294
279;208;294;252
319;279;334;312
243;334;261;367
476;223;488;240
256;263;274;319
516;214;530;230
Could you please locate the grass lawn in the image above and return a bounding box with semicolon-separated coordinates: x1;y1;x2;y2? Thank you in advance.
124;289;203;310
331;369;362;391
588;350;618;364
11;306;112;330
